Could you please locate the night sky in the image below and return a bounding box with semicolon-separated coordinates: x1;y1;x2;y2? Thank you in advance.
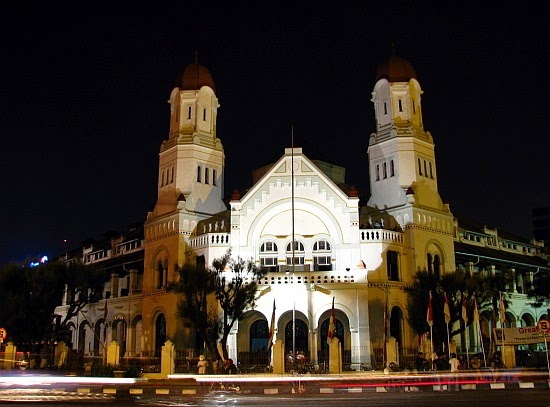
2;3;549;267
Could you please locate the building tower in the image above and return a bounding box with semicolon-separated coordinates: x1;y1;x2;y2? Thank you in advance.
141;56;227;353
366;51;456;281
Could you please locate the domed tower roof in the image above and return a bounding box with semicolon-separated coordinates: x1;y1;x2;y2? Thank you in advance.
176;52;216;93
376;49;417;82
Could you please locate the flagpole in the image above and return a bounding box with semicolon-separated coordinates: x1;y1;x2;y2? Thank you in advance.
291;125;296;360
444;292;451;360
462;292;469;367
473;293;487;368
499;291;506;367
427;290;434;370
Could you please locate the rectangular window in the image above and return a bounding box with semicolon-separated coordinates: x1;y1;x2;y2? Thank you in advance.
376;164;380;181
205;168;209;184
203;108;206;121
384;102;387;115
286;256;305;265
187;106;192;119
398;99;403;112
418;158;422;175
383;162;387;179
212;169;217;186
387;250;399;281
197;165;202;182
429;162;433;179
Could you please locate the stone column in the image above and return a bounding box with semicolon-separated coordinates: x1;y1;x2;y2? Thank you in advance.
161;340;175;377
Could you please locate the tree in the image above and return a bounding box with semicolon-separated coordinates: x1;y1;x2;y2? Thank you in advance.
171;262;221;362
405;268;514;352
53;260;110;342
526;269;550;315
0;263;65;344
211;251;268;361
172;250;267;367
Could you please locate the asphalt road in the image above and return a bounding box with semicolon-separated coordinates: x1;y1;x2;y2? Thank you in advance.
0;389;549;406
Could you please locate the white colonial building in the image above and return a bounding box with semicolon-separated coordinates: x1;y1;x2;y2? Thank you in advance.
54;52;548;372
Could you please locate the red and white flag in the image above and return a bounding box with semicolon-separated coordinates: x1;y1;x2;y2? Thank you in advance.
327;297;335;344
461;292;468;325
443;292;451;325
268;299;276;350
426;291;433;327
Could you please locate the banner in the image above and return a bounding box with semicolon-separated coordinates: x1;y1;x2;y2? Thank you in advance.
494;327;549;345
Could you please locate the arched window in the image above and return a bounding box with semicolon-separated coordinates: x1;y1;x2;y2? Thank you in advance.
259;241;278;272
155;314;166;357
433;254;441;280
313;240;332;271
427;253;433;275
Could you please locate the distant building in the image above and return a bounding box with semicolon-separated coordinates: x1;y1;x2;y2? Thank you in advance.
533;207;550;255
54;52;549;369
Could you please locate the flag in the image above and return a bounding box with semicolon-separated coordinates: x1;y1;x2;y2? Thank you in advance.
327;297;335;344
268;299;276;349
499;291;506;324
426;291;433;327
443;292;451;325
103;300;108;321
461;292;468;325
472;294;479;325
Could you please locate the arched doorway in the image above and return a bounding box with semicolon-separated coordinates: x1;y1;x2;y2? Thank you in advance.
389;306;403;347
250;319;269;352
155;314;166;357
250;319;269;365
284;319;308;354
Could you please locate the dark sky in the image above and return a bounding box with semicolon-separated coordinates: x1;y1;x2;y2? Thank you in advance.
2;3;549;267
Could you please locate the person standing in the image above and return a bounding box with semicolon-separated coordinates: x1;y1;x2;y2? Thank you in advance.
197;354;208;375
449;353;460;391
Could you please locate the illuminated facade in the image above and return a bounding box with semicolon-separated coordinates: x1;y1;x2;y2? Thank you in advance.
55;54;548;369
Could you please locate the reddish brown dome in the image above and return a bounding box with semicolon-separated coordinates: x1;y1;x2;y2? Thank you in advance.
376;54;417;82
176;54;216;93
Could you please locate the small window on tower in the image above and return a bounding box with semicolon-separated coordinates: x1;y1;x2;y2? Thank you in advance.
418;158;422;176
429;162;433;179
398;99;403;112
376;164;380;181
187;106;192;120
390;160;395;177
213;169;217;186
203;108;206;121
197;165;202;182
205;168;209;184
383;162;387;179
384;102;388;115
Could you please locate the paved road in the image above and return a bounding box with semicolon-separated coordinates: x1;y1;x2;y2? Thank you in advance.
1;388;549;406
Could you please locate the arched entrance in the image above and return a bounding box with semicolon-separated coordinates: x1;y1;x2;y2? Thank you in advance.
112;317;127;358
389;306;403;347
284;319;308;354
